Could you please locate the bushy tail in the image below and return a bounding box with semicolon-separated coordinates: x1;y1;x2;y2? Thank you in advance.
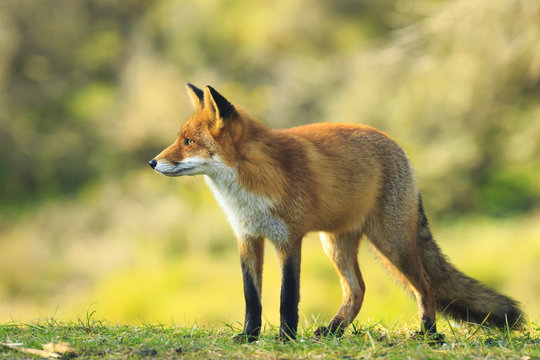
417;195;524;329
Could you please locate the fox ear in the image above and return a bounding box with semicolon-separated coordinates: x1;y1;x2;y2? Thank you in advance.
185;82;204;110
204;86;235;129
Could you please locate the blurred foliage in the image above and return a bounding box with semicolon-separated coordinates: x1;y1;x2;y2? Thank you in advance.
0;0;539;325
1;0;539;216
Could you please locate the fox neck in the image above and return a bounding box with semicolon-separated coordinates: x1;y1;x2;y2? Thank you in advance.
236;120;287;199
211;117;287;198
202;120;290;244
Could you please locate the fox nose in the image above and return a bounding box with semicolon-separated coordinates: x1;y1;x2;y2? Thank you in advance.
149;159;157;169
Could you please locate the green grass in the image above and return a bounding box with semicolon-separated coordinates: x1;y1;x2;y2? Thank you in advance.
1;319;538;359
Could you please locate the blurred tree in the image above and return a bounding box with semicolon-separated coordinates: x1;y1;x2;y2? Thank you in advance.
0;0;150;207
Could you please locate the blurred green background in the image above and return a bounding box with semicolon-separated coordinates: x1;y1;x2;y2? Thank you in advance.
1;0;539;327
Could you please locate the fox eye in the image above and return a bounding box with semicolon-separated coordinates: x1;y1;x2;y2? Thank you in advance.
184;138;195;146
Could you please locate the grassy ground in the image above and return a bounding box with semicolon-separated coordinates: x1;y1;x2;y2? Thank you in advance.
1;320;538;359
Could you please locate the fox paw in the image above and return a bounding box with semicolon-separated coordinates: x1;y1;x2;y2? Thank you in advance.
314;325;344;338
412;330;445;345
233;333;258;343
275;332;296;342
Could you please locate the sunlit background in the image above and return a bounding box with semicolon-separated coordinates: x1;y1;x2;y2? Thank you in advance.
1;0;539;328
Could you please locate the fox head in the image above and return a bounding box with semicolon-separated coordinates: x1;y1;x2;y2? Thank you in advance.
150;83;247;177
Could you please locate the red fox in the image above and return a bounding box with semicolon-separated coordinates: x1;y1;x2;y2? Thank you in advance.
150;83;523;341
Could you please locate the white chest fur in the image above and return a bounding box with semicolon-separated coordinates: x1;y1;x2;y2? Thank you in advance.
204;167;289;244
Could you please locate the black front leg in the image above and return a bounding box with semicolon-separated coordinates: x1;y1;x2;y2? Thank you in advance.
241;261;262;340
278;240;302;340
237;237;264;342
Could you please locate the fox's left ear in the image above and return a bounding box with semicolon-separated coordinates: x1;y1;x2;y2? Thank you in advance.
204;86;236;129
186;82;204;110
